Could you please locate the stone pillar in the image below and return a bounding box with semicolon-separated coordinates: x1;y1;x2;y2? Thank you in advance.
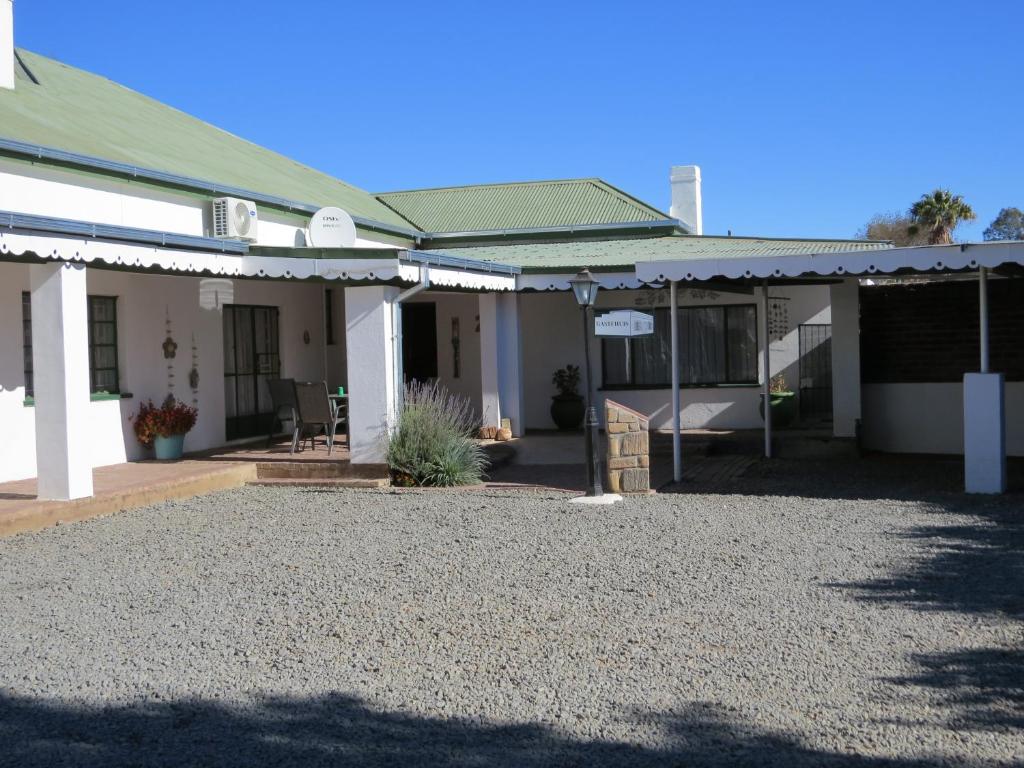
30;262;94;500
830;278;861;438
344;285;400;465
605;400;650;494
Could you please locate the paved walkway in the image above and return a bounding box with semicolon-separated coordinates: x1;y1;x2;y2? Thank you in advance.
0;438;353;538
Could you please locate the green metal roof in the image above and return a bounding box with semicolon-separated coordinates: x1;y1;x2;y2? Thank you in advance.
433;234;891;273
376;178;670;233
0;51;412;230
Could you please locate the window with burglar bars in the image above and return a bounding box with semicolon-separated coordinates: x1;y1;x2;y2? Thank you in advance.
601;304;758;388
22;292;120;396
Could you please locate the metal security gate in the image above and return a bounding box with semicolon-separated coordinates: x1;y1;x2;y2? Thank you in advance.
224;305;280;440
798;323;833;421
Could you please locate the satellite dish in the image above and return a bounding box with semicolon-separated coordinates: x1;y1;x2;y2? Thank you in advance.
308;207;357;248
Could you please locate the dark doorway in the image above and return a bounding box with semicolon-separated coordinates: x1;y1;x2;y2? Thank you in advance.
223;305;281;440
402;303;438;384
798;323;833;421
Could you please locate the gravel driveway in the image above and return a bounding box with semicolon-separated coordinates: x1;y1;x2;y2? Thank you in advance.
1;458;1021;767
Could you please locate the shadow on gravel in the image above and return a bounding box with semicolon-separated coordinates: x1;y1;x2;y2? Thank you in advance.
658;455;1024;501
0;692;961;768
826;465;1024;736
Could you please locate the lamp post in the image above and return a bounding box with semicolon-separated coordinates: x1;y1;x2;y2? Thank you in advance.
568;268;602;497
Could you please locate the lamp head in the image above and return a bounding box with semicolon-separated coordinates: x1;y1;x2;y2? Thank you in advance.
569;268;599;307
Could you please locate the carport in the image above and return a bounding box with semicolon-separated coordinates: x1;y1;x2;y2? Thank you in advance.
636;241;1024;493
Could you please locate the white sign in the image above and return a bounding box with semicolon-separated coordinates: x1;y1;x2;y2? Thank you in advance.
308;206;357;248
595;310;655;337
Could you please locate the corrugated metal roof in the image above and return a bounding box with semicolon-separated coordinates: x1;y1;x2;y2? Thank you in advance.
0;51;412;229
376;179;669;233
433;234;891;273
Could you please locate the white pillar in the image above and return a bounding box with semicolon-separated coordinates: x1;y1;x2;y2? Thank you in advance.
344;285;399;464
979;267;990;374
964;268;1005;493
670;281;681;482
495;293;525;436
830;277;862;438
478;293;502;429
761;280;772;458
30;262;93;500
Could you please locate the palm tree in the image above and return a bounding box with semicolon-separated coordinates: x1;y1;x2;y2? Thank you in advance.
908;189;976;244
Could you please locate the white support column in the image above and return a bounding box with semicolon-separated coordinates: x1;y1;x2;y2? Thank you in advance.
670;281;681;482
964;267;1005;494
344;285;400;465
478;293;502;429
761;280;772;458
495;293;526;436
30;262;93;500
829;277;862;438
979;267;990;374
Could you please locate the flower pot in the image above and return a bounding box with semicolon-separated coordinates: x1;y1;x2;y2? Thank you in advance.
759;391;797;429
550;395;585;430
153;433;185;460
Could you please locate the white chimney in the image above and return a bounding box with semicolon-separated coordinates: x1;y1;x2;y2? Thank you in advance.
670;165;703;235
1;1;14;91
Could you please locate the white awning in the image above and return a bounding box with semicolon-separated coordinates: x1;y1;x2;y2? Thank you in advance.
635;241;1024;283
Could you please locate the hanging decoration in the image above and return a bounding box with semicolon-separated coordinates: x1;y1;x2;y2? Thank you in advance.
189;332;200;407
451;317;461;379
768;297;790;343
164;307;176;394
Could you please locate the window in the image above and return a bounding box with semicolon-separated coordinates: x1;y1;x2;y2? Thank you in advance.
22;292;33;396
22;292;120;396
601;304;758;388
88;296;119;393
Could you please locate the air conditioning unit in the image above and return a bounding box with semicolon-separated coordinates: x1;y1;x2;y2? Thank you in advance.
212;197;259;241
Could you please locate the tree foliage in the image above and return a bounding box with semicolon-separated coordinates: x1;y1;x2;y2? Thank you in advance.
856;211;929;246
983;207;1024;241
907;189;976;245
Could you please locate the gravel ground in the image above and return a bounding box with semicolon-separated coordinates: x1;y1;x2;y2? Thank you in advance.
0;458;1022;767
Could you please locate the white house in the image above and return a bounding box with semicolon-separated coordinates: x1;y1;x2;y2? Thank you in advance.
2;6;1021;499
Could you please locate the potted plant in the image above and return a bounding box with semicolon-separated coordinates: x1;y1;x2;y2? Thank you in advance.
550;364;585;430
759;374;797;429
131;394;198;460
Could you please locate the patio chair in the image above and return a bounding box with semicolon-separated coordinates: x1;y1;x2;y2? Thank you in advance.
294;381;344;456
266;378;299;450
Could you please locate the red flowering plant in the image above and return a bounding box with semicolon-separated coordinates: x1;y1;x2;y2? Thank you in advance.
131;395;198;448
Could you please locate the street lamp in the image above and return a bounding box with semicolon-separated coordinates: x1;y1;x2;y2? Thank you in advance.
568;268;602;497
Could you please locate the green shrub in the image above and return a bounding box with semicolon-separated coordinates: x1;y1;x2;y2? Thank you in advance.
387;381;488;486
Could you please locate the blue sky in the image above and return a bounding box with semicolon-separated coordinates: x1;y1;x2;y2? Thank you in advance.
15;1;1020;240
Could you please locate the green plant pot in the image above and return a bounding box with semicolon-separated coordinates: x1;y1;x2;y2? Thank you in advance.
759;391;797;429
550;395;585;430
154;434;185;460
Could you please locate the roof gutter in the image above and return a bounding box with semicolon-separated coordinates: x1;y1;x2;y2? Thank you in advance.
0;137;424;243
0;209;249;253
402;249;521;275
420;218;686;245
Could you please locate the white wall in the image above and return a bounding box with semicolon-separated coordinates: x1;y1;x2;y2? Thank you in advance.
0;262;327;483
0;158;399;249
862;382;1024;457
520;283;831;431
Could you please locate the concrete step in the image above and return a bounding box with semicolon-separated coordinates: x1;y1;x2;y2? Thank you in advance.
255;461;350;479
247;476;390;489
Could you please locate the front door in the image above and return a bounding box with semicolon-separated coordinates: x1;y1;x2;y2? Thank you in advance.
224;305;281;440
798;323;833;422
402;303;438;384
